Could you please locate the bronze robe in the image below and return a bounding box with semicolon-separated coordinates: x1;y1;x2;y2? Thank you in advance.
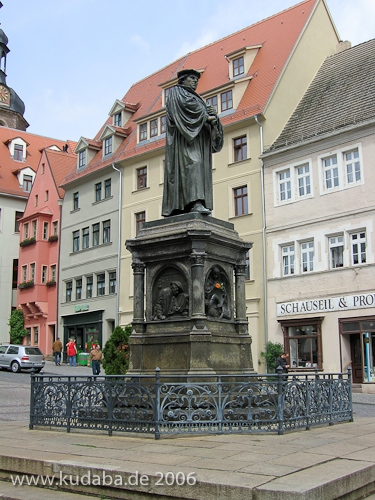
162;85;224;216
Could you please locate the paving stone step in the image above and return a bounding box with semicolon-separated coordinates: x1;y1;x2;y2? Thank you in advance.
0;479;109;500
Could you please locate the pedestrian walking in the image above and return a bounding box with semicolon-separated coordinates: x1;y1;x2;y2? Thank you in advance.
52;337;63;365
66;338;77;367
88;345;103;376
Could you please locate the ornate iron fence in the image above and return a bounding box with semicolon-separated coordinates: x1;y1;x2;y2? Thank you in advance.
29;368;353;439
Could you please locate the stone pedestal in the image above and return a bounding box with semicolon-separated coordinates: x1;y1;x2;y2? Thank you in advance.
125;213;254;376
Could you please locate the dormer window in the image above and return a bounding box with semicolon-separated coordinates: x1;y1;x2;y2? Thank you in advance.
23;174;32;192
150;119;158;138
14;144;23;161
160;115;166;134
104;136;112;156
78;150;86;169
114;112;122;127
206;96;218;112
221;90;233;111
140;123;147;141
233;56;244;77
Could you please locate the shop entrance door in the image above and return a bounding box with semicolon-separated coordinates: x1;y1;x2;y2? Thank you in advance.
350;334;363;383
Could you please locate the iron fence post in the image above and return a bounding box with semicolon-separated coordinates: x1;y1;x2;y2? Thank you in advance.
306;373;310;431
329;374;334;426
67;377;71;433
29;372;35;429
154;368;161;440
276;366;284;435
348;367;353;422
218;375;223;434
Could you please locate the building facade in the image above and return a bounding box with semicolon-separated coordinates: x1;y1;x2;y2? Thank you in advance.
59;0;341;370
59;162;120;355
262;39;375;387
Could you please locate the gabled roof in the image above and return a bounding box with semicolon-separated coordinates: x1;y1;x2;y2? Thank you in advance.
267;38;375;152
61;0;325;186
44;149;77;199
0;126;76;198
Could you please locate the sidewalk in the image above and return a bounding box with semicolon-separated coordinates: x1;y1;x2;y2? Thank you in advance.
0;415;374;499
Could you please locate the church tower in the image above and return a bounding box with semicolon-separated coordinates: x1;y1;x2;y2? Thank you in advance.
0;2;28;130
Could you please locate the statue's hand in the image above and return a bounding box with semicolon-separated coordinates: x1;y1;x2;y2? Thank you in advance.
206;104;217;116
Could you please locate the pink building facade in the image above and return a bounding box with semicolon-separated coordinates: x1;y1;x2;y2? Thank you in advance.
17;148;76;356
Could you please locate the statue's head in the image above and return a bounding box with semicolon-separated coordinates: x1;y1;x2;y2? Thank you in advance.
178;69;201;87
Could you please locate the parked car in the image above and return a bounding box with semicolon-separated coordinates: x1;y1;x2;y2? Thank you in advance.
0;344;45;373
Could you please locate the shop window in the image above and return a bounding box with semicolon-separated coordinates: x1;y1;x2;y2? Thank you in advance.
280;318;323;370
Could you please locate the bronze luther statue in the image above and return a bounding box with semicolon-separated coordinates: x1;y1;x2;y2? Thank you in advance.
162;69;224;216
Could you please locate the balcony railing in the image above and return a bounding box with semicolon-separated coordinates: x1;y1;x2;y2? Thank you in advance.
29;368;353;440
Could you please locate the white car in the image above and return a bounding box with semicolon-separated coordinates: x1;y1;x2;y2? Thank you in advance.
0;344;45;373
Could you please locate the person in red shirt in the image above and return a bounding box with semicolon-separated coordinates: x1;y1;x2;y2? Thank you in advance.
66;338;77;366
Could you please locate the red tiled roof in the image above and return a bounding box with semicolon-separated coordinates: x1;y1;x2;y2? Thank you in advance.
0;125;76;198
45;149;77;199
61;0;320;186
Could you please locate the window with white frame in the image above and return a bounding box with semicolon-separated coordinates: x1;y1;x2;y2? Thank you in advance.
32;220;37;239
329;235;344;269
103;220;110;243
114;112;122;127
109;271;116;294
82;227;89;249
66;281;72;302
301;241;314;273
43;222;48;240
97;273;105;296
282;244;295;276
73;230;80;252
78;150;86;169
30;263;35;282
24;223;29;239
278;169;291;202
104;136;112;156
76;278;82;300
42;266;47;284
22;265;27;282
323;155;339;190
296;164;311;197
351;231;366;265
140;123;147;141
53;221;58;236
345;149;361;185
50;265;56;282
105;179;111;198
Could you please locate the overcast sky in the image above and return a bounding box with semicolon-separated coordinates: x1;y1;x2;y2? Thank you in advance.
1;0;374;142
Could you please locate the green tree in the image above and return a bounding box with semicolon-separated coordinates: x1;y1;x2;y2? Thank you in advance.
260;341;284;373
8;309;28;344
102;325;131;375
